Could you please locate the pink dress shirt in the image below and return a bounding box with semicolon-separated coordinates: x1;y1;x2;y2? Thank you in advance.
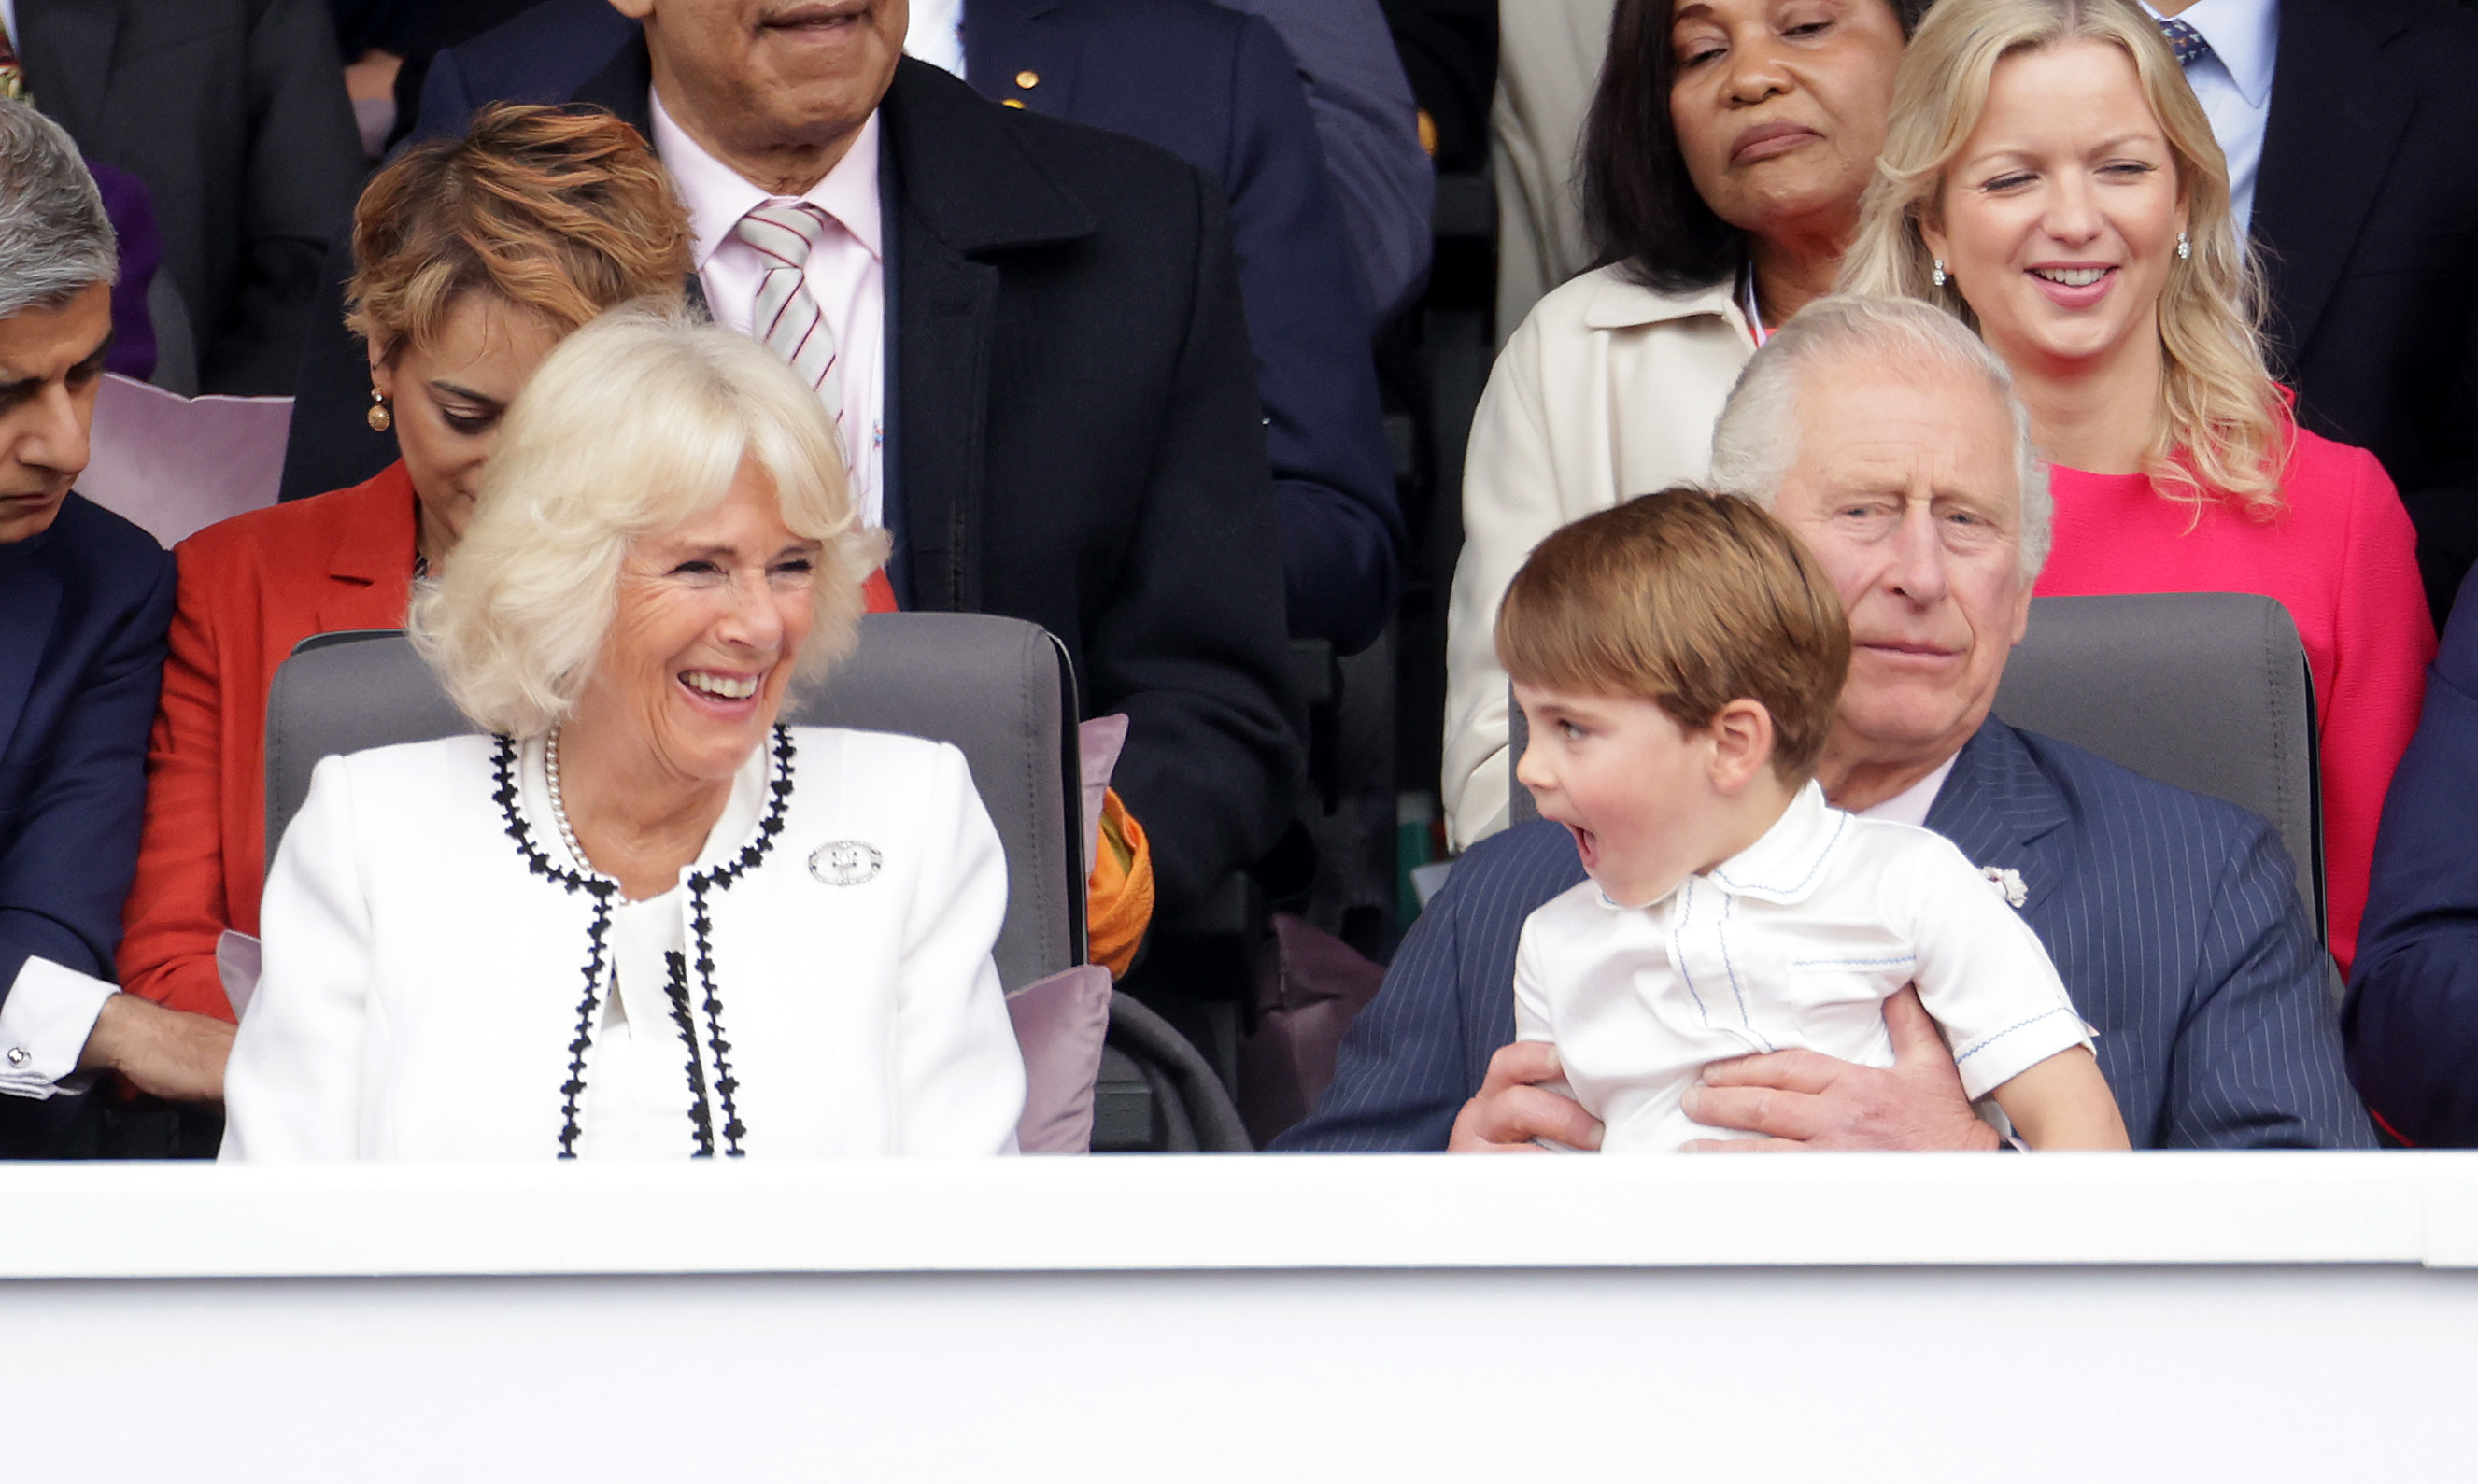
650;92;886;529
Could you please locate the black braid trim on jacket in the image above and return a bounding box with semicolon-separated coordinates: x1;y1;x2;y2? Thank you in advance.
662;950;718;1157
491;734;620;1157
679;726;797;1157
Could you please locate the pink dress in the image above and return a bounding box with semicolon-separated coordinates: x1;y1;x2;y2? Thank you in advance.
2035;427;2435;978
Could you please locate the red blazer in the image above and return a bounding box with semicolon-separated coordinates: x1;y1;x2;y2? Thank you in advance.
2036;427;2437;979
118;464;418;1019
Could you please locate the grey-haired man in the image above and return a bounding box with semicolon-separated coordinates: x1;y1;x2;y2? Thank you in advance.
1281;296;2372;1153
0;102;229;1152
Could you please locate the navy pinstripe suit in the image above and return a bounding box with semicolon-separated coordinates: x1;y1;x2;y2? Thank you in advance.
1278;717;2374;1151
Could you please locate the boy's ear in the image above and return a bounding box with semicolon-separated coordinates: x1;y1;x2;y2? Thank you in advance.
1706;699;1777;795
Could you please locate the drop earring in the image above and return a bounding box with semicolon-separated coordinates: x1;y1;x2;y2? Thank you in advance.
2175;231;2191;261
366;386;392;433
1931;259;1948;289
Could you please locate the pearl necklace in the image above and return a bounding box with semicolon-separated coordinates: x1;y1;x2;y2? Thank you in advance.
543;727;594;875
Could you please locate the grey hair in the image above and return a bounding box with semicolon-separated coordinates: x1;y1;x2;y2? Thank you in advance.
1709;294;2051;581
0;101;117;319
409;303;890;738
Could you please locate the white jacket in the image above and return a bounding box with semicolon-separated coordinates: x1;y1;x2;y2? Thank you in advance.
1442;267;1755;847
221;726;1026;1161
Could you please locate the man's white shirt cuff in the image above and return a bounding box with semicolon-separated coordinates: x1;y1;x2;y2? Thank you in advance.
0;956;114;1099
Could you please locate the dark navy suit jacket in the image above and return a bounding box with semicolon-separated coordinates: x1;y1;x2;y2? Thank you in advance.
0;496;173;1143
2346;564;2478;1143
392;0;1401;654
1279;717;2374;1151
965;0;1399;653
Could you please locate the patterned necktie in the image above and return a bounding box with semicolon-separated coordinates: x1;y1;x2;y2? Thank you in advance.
731;202;844;427
0;19;33;105
2157;16;2212;68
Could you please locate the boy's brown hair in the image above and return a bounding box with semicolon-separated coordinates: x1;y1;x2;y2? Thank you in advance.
1496;488;1851;781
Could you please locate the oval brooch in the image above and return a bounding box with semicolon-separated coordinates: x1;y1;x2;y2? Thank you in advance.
810;840;883;886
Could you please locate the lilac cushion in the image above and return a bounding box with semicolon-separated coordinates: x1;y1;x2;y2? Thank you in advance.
1005;964;1113;1153
1077;714;1129;873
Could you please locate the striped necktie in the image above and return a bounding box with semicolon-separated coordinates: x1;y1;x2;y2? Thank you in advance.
731;202;845;427
2156;16;2212;68
0;19;33;105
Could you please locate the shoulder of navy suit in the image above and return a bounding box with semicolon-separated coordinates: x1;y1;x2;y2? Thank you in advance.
20;493;174;604
407;0;640;143
1935;716;2284;867
1963;717;2369;1149
0;495;174;752
1269;818;1582;1152
0;493;172;990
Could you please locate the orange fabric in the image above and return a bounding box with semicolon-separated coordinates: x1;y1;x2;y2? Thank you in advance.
117;463;419;1020
860;567;896;614
1087;786;1154;977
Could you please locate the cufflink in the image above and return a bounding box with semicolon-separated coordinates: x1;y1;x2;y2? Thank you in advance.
6;1047;28;1067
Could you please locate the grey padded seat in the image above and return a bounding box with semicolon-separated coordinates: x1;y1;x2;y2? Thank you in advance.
1509;591;2325;940
265;612;1085;992
263;612;1252;1150
1991;592;2321;937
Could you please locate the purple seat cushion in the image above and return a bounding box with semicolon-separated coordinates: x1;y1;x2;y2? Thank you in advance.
1005;964;1113;1153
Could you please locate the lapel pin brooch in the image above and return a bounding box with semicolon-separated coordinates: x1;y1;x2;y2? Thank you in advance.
1982;866;2028;909
810;840;883;886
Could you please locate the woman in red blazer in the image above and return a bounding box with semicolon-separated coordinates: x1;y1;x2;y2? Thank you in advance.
1841;0;2434;976
116;106;702;1019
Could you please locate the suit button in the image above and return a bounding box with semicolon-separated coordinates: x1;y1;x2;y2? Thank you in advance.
1015;70;1040;89
6;1047;27;1067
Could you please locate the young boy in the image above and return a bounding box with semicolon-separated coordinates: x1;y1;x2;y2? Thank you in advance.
1500;489;2127;1152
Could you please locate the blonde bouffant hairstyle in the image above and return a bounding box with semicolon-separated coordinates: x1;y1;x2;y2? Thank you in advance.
1836;0;2289;516
409;305;892;738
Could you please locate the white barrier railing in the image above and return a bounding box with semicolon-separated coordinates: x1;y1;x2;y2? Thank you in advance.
9;1153;2477;1481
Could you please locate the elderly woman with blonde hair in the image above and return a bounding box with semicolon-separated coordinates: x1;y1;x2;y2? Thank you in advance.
220;307;1025;1160
1835;0;2432;975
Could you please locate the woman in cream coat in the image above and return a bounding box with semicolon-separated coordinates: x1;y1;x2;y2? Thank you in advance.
1443;0;1922;844
220;307;1026;1160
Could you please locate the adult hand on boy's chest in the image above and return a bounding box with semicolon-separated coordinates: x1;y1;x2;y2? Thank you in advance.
1675;987;2004;1152
1447;988;2002;1152
1447;1041;1607;1152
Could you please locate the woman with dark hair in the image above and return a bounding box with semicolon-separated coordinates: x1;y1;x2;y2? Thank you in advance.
1442;0;1924;845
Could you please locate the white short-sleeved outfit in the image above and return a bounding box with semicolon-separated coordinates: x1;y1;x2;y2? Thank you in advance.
1513;782;2092;1152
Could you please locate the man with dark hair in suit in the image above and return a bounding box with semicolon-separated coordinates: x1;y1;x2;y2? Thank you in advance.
0;103;232;1153
1280;296;2372;1153
10;0;366;395
2146;0;2478;622
294;0;1302;926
